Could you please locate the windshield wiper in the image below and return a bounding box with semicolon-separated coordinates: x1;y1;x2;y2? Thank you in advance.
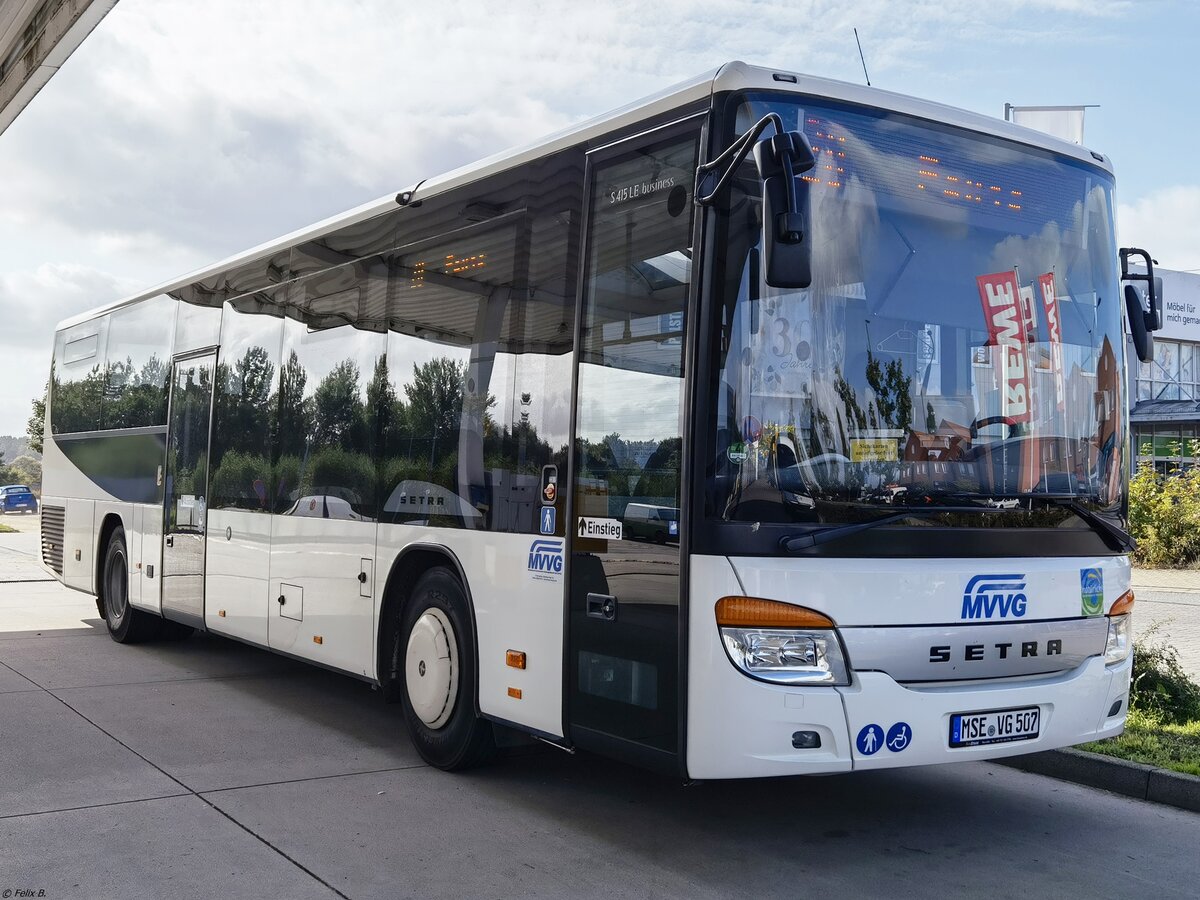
1043;497;1134;553
779;506;1003;552
778;497;1135;555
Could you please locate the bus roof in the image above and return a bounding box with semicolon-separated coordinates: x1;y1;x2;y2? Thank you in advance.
55;60;1114;333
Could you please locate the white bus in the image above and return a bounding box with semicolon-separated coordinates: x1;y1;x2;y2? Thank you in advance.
40;62;1158;778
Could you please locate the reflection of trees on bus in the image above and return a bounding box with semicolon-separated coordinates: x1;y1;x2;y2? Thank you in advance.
207;347;564;529
575;432;681;518
52;353;173;434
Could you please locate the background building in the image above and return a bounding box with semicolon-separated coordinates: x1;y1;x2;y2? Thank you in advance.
1130;267;1200;472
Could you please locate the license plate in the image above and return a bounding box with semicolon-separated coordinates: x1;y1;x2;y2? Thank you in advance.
949;706;1040;748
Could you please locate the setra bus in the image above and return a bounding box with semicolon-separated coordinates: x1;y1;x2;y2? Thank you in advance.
39;62;1162;778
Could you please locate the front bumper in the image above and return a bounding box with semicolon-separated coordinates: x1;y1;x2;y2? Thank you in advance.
686;650;1130;780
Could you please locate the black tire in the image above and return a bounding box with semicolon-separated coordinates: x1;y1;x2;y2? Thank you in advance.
101;527;162;644
397;567;494;770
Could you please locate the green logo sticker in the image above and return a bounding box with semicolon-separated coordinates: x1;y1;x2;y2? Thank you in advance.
1080;567;1104;616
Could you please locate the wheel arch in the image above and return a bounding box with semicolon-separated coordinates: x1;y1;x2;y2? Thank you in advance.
377;542;481;715
94;512;127;616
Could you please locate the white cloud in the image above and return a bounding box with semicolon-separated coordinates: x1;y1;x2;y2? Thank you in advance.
0;0;1160;434
1118;185;1200;272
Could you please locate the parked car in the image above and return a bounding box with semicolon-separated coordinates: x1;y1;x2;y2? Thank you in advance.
0;484;38;514
623;503;679;543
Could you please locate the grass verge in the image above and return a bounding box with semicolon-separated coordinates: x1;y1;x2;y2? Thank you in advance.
0;523;17;533
1079;709;1200;777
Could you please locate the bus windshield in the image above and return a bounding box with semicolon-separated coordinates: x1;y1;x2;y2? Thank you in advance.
706;93;1125;525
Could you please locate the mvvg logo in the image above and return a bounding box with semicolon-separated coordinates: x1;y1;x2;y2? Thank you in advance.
527;539;564;579
961;573;1028;619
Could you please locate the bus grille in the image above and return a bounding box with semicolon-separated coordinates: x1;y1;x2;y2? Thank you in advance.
41;505;65;575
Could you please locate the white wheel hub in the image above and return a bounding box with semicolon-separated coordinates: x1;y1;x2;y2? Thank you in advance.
405;607;458;729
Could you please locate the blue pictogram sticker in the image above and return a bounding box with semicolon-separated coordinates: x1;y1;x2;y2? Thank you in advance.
886;722;912;752
1080;567;1104;616
856;723;883;756
668;520;679;537
540;506;556;535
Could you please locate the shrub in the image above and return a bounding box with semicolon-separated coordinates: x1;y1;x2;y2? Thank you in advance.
308;447;376;506
210;451;272;510
1128;444;1200;568
1130;630;1200;725
273;455;303;510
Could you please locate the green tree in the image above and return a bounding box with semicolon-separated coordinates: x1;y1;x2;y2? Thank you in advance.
312;359;364;450
403;358;469;467
865;352;913;431
213;346;275;456
274;350;309;458
365;355;401;451
27;383;46;454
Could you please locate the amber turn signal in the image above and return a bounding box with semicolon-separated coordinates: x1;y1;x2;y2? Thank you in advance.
1108;589;1135;617
507;687;523;699
715;596;835;629
506;650;526;669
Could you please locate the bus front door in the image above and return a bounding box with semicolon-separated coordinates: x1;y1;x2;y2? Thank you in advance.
161;352;215;628
567;125;699;770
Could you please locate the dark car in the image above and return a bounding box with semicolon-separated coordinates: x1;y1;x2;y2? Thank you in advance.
0;484;38;514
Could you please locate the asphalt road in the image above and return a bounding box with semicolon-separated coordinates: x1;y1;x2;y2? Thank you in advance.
1;515;1198;899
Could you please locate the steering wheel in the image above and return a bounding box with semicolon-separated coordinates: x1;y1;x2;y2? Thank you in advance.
969;415;1019;439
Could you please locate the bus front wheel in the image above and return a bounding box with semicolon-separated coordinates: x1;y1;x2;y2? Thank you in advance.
398;567;495;770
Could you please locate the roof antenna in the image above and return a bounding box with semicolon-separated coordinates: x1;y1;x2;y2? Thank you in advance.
853;28;871;86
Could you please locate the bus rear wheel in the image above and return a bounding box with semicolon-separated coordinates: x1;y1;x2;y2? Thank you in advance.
398;567;494;770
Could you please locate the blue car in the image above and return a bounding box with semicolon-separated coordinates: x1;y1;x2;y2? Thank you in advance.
0;484;38;514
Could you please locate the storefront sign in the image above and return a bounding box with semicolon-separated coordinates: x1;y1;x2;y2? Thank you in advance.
976;271;1032;424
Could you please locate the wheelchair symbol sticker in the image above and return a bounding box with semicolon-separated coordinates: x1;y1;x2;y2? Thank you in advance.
886;722;912;753
856;723;883;756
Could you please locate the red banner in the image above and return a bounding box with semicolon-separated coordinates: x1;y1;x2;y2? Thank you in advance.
1038;273;1066;413
976;271;1032;424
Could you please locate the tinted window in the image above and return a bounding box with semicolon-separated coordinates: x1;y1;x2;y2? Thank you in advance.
101;297;174;429
275;262;386;520
378;149;583;531
50;319;109;434
209;302;283;511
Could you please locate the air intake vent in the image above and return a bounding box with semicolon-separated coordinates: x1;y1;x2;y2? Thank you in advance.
41;505;64;575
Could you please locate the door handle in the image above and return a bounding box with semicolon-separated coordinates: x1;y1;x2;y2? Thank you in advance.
587;593;617;621
357;571;367;584
277;595;286;606
165;535;174;547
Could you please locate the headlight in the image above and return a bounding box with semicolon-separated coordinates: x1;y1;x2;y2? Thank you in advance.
720;627;850;684
1105;614;1131;664
715;596;850;685
1104;590;1135;665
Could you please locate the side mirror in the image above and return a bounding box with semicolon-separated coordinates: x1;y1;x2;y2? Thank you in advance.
752;132;816;289
1125;283;1154;363
1149;275;1164;331
1120;247;1162;333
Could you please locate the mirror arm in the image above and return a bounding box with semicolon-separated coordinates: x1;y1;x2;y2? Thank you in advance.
695;113;786;207
1120;246;1162;333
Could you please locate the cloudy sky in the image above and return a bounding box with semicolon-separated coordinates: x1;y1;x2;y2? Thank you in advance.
0;0;1197;435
